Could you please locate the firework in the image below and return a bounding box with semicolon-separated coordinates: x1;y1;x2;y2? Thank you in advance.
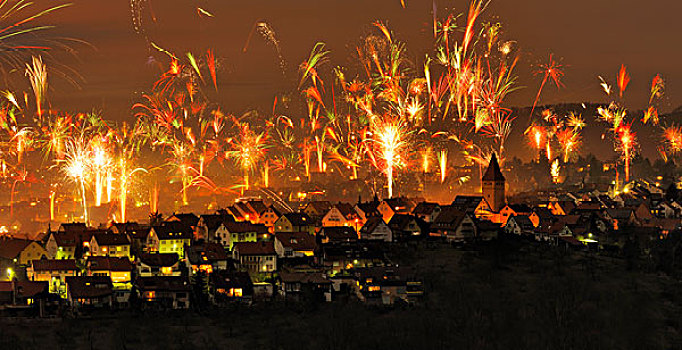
118;158;147;223
90;140;112;207
197;7;214;18
9;168;27;217
243;20;285;73
598;76;612;95
643;75;664;125
422;147;431;173
227;123;268;194
550;159;560;183
369;116;411;198
25;56;47;119
617;124;636;182
650;75;664;104
437;149;447;183
663;126;682;157
526;125;545;161
530;54;564;119
556;128;580;163
0;1;72;71
62;138;90;224
617;64;630;98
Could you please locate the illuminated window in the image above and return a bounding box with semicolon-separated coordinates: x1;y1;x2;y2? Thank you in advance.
161;267;173;275
368;286;380;292
229;288;243;297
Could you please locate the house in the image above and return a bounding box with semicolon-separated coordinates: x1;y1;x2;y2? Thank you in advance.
412;201;441;223
107;222;145;235
274;213;315;235
119;225;151;256
0;238;47;267
653;218;682;235
28;259;79;296
359;217;393;242
0;280;48;307
86;256;133;285
651;201;677;218
548;201;576;216
230;203;256;222
166;213;200;231
533;207;558;230
499;204;537;226
209;270;254;305
227;200;268;223
605;208;638;230
147;222;193;257
539;221;573;242
45;232;79;260
320;242;386;273
137;253;182;277
225;205;249;222
135;276;191;309
321;203;359;228
303;201;333;219
65;276;113;309
86;256;133;307
354;200;382;226
377;197;414;223
354;267;423;305
244;200;268;221
47;225;105;259
475;220;500;241
58;223;88;234
232;241;277;273
505;215;536;235
318;226;358;244
186;242;231;275
215;221;269;250
431;206;476;242
89;233;131;258
274;232;317;258
259;205;281;228
633;202;655;226
279;271;332;302
388;214;423;241
451;195;493;219
196;213;234;241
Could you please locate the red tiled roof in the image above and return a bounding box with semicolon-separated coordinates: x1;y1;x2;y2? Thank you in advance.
0;281;47;297
87;256;133;272
92;233;130;246
137;253;179;267
222;221;269;234
151;222;193;240
275;232;317;252
66;276;112;298
31;259;78;271
280;271;330;284
233;241;276;256
135;276;191;292
0;238;33;259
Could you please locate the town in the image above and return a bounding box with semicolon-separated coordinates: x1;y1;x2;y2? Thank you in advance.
0;155;678;319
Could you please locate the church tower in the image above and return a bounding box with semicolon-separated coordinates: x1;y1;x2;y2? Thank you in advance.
482;153;506;212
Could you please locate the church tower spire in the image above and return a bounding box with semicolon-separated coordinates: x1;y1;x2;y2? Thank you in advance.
482;153;506;212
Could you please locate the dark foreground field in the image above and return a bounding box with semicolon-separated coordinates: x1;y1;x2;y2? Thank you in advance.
1;240;680;350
